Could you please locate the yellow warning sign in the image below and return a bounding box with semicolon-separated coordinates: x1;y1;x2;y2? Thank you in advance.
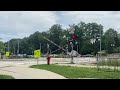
34;50;41;58
6;52;10;57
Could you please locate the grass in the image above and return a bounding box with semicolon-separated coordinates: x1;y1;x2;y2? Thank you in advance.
30;64;120;79
0;75;15;79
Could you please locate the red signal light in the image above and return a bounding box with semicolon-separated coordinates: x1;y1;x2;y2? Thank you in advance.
71;34;76;39
66;41;70;44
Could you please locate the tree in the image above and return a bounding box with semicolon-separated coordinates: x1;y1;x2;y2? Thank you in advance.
5;21;120;56
48;24;64;54
104;28;119;53
0;41;5;55
74;22;86;54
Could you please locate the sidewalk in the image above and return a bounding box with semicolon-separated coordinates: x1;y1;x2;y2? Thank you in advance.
0;64;66;79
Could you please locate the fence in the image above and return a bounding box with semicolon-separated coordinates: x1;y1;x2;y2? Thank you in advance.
97;57;120;71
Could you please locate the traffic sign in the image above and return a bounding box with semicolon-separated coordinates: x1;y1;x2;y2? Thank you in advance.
34;50;41;58
6;52;10;57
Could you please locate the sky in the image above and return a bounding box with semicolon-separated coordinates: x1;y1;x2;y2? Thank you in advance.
0;11;120;42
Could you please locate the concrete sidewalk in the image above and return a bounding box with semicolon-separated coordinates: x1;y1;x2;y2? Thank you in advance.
0;64;66;79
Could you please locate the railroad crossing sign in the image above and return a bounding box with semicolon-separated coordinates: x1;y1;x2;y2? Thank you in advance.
6;52;10;57
34;50;41;58
69;25;75;34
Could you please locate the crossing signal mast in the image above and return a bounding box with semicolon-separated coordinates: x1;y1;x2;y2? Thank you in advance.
68;25;76;64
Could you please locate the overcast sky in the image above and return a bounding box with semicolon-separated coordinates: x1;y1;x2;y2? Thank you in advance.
0;11;120;42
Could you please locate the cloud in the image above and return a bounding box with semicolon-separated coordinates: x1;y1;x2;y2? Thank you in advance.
60;11;120;32
0;11;58;42
1;11;120;42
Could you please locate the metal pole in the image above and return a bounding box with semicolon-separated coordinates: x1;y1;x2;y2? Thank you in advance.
77;44;78;53
40;43;41;50
4;43;6;54
47;43;49;55
4;47;5;54
100;29;102;60
72;43;73;52
46;43;49;65
8;41;9;52
14;47;15;55
76;41;78;53
18;39;19;54
98;28;102;71
37;58;38;65
71;42;74;64
67;37;69;56
50;49;51;55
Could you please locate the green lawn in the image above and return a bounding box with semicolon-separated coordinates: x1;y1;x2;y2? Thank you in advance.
0;75;15;79
30;64;120;79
